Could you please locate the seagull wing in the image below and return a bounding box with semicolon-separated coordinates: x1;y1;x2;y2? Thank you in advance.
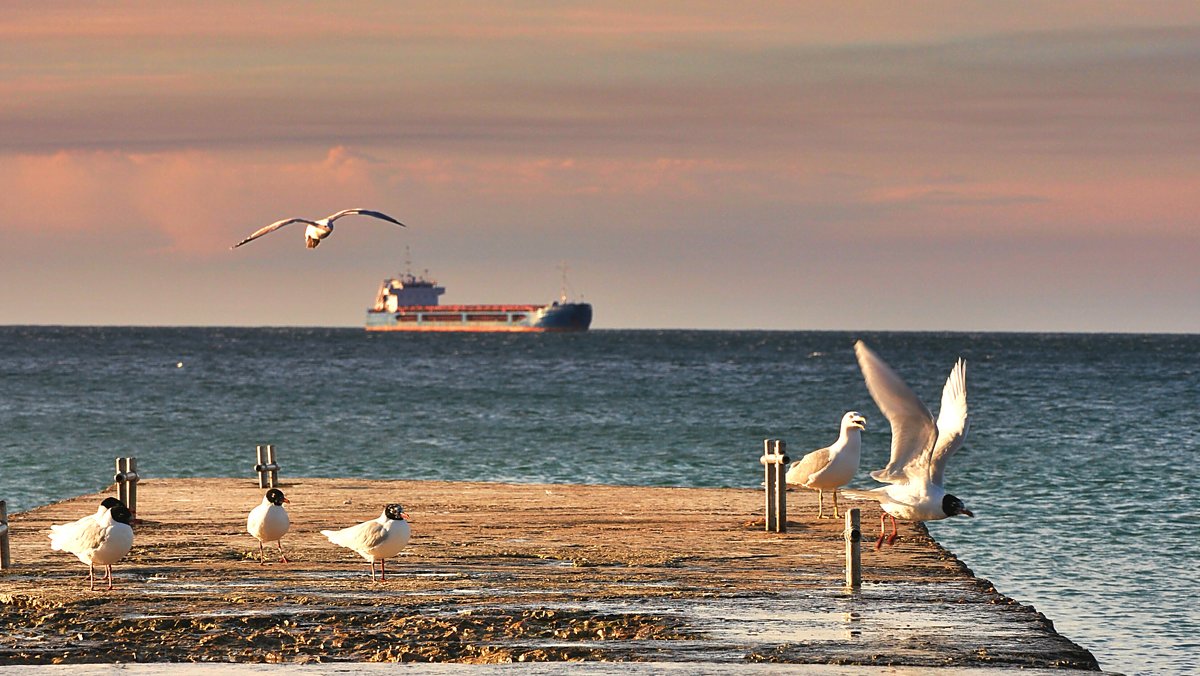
854;340;937;484
325;209;406;227
51;517;107;555
231;218;316;248
786;448;831;485
929;358;969;487
48;515;92;550
323;519;388;554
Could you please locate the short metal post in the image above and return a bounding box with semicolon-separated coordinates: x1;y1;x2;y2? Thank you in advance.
772;440;787;532
760;439;789;533
845;508;862;588
0;500;10;570
255;444;280;489
256;445;266;488
114;457;139;519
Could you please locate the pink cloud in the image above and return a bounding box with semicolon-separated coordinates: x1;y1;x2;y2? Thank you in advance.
0;147;389;255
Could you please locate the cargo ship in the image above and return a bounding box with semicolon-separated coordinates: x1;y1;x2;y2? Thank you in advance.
365;268;592;332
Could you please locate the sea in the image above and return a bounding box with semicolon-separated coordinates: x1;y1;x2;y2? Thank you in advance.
0;327;1195;674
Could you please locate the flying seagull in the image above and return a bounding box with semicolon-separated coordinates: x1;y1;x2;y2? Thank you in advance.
321;504;411;582
785;411;867;519
231;208;406;249
247;488;291;565
49;501;135;591
844;340;973;548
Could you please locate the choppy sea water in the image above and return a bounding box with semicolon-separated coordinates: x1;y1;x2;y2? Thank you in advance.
0;327;1195;674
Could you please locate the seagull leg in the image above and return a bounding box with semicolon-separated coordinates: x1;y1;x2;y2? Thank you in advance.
832;489;841;519
369;561;377;582
816;490;825;519
380;559;387;581
88;564;96;591
258;541;266;565
105;565;115;591
876;513;887;550
277;541;288;564
887;515;899;546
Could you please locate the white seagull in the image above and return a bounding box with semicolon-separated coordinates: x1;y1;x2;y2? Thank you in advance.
231;208;406;249
785;411;867;519
49;501;135;591
247;488;291;564
845;340;973;548
321;504;411;582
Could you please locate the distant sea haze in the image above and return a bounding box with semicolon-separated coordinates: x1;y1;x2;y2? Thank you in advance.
1;327;1195;673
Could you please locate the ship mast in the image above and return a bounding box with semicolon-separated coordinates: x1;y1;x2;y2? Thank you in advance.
558;262;570;303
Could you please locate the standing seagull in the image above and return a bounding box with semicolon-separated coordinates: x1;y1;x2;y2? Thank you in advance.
785;411;867;519
247;488;291;564
845;340;973;548
49;502;135;591
321;504;410;582
231;208;406;249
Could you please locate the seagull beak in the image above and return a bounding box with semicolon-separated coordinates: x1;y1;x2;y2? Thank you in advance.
960;508;974;518
401;512;411;521
283;498;291;504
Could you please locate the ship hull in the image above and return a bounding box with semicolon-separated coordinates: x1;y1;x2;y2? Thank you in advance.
366;302;591;332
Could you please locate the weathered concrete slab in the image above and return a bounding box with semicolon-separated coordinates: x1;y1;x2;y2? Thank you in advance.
0;479;1098;668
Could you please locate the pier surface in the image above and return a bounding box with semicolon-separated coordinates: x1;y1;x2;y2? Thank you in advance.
0;478;1097;669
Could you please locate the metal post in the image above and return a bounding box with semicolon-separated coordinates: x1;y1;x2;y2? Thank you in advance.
762;440;776;531
127;457;138;519
845;508;862;588
772;440;787;533
255;444;280;489
0;500;10;570
114;457;140;520
760;439;790;533
256;445;267;488
115;457;126;505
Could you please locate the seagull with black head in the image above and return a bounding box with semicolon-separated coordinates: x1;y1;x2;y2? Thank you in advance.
247;488;291;564
49;500;135;591
322;504;411;582
844;340;974;548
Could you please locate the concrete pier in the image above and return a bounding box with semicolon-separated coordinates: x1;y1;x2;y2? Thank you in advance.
0;478;1098;668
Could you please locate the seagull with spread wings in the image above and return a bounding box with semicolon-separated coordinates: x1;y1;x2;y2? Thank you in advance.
844;340;973;548
231;208;406;249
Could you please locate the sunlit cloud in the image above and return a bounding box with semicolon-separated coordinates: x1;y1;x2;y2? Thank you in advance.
1;148;389;254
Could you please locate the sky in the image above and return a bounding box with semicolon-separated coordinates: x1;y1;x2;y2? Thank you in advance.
2;2;1198;332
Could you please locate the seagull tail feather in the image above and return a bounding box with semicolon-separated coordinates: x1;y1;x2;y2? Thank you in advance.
840;489;883;502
